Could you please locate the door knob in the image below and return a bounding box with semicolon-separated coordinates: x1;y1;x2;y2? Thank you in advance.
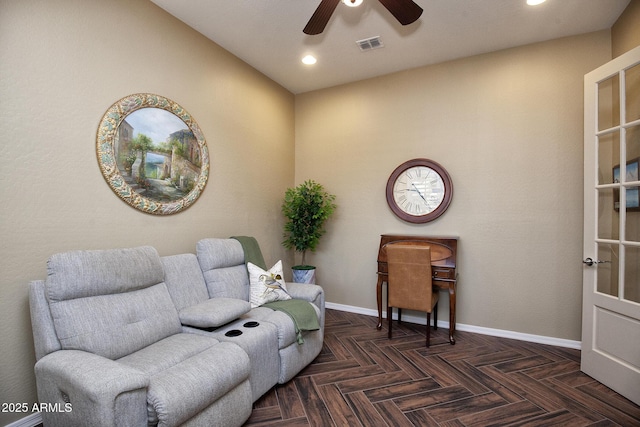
583;258;611;266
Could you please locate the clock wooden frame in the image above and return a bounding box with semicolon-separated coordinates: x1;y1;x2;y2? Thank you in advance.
385;158;453;223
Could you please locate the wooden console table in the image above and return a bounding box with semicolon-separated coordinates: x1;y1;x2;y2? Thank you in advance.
376;234;458;344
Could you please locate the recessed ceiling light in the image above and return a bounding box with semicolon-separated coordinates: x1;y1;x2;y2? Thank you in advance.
526;0;546;5
342;0;363;7
302;55;317;65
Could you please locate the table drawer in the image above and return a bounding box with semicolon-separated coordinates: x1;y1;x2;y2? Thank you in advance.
432;268;455;280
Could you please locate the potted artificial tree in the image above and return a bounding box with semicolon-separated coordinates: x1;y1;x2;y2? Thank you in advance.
281;180;336;284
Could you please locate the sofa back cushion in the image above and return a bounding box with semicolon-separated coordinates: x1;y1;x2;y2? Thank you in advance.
161;253;210;311
50;284;181;359
196;239;250;300
46;246;165;301
45;246;181;359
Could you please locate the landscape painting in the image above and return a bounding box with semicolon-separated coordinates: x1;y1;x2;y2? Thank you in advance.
97;93;209;215
115;107;202;202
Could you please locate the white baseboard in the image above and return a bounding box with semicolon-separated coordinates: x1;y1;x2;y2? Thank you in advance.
325;301;581;350
5;412;42;427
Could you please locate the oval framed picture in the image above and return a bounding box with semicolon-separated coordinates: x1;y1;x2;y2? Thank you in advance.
96;93;209;215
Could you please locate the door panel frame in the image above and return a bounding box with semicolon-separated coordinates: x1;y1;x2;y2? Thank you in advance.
582;44;640;406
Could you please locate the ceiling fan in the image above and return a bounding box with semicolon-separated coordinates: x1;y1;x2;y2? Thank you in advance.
303;0;423;35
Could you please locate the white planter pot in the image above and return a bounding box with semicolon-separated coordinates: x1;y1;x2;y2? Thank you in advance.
292;267;316;284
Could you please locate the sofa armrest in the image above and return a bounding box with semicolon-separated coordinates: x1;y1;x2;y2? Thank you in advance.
285;283;325;328
285;282;323;303
35;350;149;427
179;297;251;328
29;280;61;361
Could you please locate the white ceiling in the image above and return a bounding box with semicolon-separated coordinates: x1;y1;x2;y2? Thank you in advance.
150;0;630;94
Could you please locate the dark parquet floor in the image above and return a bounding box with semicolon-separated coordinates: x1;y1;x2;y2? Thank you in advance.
245;309;640;427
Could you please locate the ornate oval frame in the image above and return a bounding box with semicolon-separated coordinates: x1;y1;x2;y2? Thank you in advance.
96;93;209;215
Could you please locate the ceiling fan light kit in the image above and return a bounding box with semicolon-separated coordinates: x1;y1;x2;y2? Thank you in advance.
302;54;318;64
304;0;423;35
342;0;363;7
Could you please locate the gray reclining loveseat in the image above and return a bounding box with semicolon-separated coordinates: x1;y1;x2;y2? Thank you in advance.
29;238;325;427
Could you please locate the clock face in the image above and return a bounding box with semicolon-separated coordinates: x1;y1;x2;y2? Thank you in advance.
392;166;445;215
386;159;453;223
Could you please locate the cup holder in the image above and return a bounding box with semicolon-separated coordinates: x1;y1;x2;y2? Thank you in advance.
225;329;243;337
243;321;259;328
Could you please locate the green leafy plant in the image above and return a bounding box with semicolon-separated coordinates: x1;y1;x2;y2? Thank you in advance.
130;133;153;180
281;180;336;267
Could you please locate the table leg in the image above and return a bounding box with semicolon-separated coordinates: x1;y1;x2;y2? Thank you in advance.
448;285;456;344
376;276;384;329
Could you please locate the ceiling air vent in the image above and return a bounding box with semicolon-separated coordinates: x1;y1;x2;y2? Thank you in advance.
356;36;384;51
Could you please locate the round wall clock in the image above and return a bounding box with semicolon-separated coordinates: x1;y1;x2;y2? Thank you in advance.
386;158;453;223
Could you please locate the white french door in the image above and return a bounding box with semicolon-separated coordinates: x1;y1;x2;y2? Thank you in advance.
582;44;640;406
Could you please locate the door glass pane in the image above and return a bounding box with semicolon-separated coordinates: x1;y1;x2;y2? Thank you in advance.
625;186;640;211
626;63;640;123
598;74;620;131
597;243;619;297
623;63;640;303
628;126;640;164
624;245;640;303
598;188;618;239
626;185;640;242
598;131;620;185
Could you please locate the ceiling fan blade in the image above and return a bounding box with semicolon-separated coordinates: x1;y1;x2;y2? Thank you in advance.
377;0;423;25
304;0;341;35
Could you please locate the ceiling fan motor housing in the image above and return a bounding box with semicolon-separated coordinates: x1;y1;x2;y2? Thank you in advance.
304;0;423;35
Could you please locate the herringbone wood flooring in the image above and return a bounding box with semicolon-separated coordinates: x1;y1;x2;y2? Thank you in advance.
245;309;640;427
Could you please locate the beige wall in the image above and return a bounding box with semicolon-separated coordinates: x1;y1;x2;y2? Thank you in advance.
295;31;611;342
2;0;638;424
612;0;640;57
0;0;294;424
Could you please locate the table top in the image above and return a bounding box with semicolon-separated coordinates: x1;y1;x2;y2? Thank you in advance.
377;234;457;271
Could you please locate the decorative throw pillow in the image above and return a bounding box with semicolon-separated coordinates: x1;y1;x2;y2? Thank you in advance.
248;260;291;308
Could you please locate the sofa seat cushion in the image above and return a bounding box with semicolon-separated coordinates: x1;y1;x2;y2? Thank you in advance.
120;334;251;427
50;283;182;359
117;333;219;375
178;298;251;328
245;304;321;349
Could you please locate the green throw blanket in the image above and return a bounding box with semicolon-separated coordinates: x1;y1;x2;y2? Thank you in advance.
231;235;267;270
263;299;320;344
